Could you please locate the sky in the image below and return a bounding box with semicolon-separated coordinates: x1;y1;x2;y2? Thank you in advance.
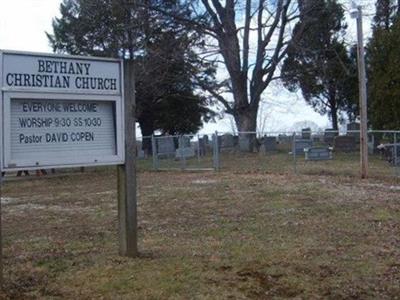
0;0;61;52
0;0;374;135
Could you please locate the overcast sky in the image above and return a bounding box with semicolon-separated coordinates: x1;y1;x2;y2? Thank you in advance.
0;0;61;52
0;0;374;135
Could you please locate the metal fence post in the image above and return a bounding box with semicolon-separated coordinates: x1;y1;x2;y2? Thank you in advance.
213;131;220;171
394;132;398;175
197;134;201;164
370;133;375;155
292;132;297;174
151;135;158;171
179;135;186;171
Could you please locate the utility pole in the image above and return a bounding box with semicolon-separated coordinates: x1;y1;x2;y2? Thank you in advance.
351;4;369;179
0;173;3;288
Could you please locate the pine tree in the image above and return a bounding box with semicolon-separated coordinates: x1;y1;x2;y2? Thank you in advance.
368;20;400;129
373;0;400;30
281;0;357;130
48;0;216;141
367;0;400;130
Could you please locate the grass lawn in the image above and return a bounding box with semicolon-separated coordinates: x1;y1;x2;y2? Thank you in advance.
0;153;400;299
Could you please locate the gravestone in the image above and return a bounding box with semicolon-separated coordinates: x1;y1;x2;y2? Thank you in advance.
347;122;360;132
181;136;191;148
136;141;142;156
312;134;323;143
202;135;214;153
262;136;277;152
239;134;254;152
277;134;293;151
157;136;176;157
198;137;206;156
378;143;400;166
293;139;313;155
393;145;400;166
302;128;311;140
347;122;360;143
324;129;337;145
334;135;357;152
175;147;195;159
278;134;292;144
305;147;332;161
136;141;144;159
137;149;145;159
220;134;235;150
233;135;239;147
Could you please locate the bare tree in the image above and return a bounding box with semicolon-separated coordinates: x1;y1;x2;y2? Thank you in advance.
184;0;304;135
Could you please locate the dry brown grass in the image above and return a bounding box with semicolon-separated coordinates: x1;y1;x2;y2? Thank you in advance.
0;158;399;299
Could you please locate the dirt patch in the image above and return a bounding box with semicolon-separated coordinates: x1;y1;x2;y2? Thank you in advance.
0;169;399;298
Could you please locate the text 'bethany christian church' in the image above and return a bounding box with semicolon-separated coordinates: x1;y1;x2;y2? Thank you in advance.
5;59;118;91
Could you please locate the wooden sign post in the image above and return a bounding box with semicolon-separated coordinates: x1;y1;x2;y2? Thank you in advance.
0;51;138;287
117;60;138;256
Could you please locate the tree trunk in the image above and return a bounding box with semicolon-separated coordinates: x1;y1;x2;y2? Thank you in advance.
234;106;258;152
328;91;339;131
330;106;339;131
138;118;154;155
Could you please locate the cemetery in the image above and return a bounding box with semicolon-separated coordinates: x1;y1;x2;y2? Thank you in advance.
1;149;400;298
1;0;400;298
1;82;400;297
2;124;400;298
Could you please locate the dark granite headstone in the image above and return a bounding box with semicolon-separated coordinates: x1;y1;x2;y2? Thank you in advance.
312;135;323;143
347;122;360;143
293;139;313;155
137;149;145;159
305;147;332;160
198;137;206;156
393;145;400;166
263;136;277;152
302;127;311;140
378;143;400;166
334;135;357;152
181;136;191;148
233;135;239;147
347;122;360;132
220;134;235;149
278;134;292;145
324;129;337;145
157;136;176;156
136;141;142;153
175;147;195;159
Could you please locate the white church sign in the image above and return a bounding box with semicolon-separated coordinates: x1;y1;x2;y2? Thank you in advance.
0;50;125;171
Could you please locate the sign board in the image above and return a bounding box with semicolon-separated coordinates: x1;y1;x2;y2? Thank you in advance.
0;50;124;171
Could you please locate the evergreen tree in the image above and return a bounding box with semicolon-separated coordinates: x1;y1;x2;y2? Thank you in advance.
366;0;400;130
368;20;400;129
48;0;216;142
281;0;357;130
373;0;400;30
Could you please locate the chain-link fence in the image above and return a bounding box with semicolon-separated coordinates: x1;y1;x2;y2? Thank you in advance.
2;129;398;179
134;129;400;179
137;133;220;171
210;130;400;179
